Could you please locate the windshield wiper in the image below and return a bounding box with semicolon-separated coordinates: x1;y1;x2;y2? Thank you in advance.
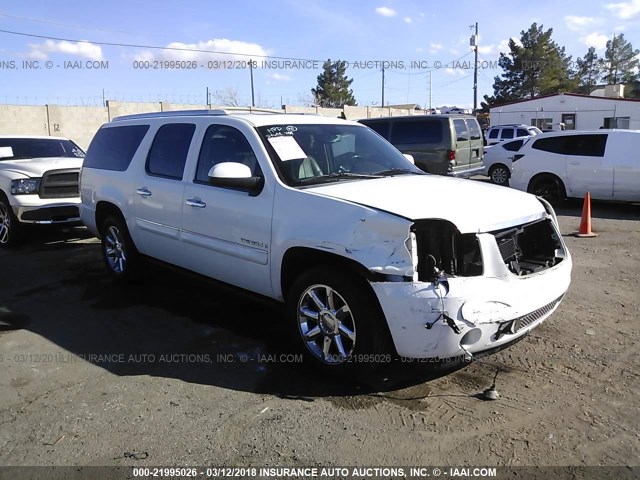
298;172;383;184
371;168;424;176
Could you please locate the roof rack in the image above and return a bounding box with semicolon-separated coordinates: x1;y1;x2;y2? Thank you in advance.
112;107;282;122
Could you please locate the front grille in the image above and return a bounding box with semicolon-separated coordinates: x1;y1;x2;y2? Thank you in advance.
514;294;564;332
39;169;80;199
495;294;564;340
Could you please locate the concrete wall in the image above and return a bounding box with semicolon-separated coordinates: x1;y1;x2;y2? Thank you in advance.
0;105;49;137
0;101;434;150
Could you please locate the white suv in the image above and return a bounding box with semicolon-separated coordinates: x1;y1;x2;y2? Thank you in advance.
486;124;542;146
0;135;85;246
510;129;640;203
80;110;572;372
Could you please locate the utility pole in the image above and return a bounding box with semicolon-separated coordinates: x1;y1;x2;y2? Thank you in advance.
428;71;432;110
381;64;385;107
470;22;479;113
206;87;210;106
250;60;255;107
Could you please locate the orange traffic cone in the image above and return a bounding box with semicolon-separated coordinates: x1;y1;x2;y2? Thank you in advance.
574;192;598;237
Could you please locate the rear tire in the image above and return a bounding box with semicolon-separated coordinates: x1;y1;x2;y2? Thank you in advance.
488;164;510;186
0;193;22;248
287;267;390;373
100;215;139;280
528;175;566;205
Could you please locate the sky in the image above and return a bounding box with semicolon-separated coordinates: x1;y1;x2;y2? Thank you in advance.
0;0;639;110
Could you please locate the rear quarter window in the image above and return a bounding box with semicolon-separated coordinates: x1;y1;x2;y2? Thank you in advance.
466;119;482;141
361;121;389;139
84;125;150;171
390;120;444;144
453;119;469;143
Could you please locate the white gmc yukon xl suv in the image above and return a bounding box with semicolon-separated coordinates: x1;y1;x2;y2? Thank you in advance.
0;135;85;247
80;110;572;372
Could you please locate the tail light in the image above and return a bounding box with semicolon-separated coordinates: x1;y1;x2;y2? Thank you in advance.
448;150;456;162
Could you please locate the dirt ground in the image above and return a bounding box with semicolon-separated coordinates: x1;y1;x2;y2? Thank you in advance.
0;198;639;477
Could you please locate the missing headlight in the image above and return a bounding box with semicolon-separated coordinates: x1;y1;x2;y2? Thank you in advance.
411;220;483;281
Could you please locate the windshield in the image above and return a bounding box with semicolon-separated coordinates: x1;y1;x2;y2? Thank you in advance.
257;123;423;187
0;138;85;161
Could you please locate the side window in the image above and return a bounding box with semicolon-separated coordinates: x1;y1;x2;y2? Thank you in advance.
503;139;524;152
146;123;195;179
453;119;469;143
563;134;608;157
195;125;261;184
84;125;149;171
363;122;389;139
390;120;443;144
516;128;529;137
532;136;567;154
488;129;499;139
466;120;482;141
500;128;514;140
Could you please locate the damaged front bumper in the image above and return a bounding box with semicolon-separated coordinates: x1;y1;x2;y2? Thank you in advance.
370;217;572;360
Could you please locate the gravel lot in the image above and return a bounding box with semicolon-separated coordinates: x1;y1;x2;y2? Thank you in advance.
0;197;639;477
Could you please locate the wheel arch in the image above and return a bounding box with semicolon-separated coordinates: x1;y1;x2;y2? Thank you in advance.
527;172;566;197
95;201;127;237
280;247;375;302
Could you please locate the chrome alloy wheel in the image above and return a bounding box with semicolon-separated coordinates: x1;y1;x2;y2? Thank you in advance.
297;284;356;364
104;225;127;274
0;202;10;244
490;166;509;185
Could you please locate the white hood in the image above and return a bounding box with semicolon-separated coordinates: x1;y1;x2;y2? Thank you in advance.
306;175;547;233
0;157;83;177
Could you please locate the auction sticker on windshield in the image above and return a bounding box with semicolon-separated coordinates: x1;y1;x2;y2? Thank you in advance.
268;135;307;161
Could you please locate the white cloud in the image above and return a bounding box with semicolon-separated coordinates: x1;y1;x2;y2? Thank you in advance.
445;68;467;76
375;6;397;17
497;37;522;53
133;38;268;64
564;15;596;30
267;73;290;82
449;48;460;55
478;45;495;55
26;40;103;60
606;0;640;19
429;43;443;53
404;16;412;24
581;32;609;50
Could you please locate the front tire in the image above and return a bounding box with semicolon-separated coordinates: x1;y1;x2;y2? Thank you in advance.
528;175;566;205
288;267;389;372
100;215;138;280
0;194;22;247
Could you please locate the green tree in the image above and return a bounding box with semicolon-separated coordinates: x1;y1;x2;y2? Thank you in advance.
576;47;603;94
601;34;639;85
311;59;356;108
483;23;577;107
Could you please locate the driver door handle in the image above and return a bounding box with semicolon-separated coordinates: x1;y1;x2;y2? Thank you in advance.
136;188;152;197
186;198;206;208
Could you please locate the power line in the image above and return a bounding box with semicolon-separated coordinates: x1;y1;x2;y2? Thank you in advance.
0;28;317;62
0;13;134;35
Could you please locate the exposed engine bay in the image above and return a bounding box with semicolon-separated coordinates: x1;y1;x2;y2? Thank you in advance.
411;218;563;281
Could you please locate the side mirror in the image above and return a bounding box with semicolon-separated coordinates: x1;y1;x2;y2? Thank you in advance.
208;162;263;196
402;153;415;165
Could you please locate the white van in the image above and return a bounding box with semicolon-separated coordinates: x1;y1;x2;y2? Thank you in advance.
509;129;640;203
